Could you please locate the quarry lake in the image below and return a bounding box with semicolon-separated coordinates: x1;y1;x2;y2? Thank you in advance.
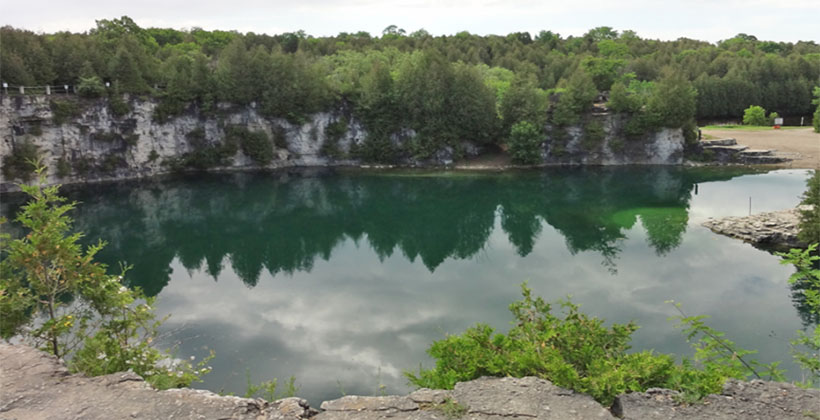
0;166;814;405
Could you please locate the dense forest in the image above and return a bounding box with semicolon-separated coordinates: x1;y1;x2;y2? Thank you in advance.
1;17;819;157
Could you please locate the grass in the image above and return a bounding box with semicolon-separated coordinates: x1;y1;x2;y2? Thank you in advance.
701;125;807;131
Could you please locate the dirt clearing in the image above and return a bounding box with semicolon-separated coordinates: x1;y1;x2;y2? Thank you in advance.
702;127;819;168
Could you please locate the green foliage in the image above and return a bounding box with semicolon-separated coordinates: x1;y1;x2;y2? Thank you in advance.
243;370;298;401
813;87;820;133
507;121;543;164
1;140;39;182
408;285;710;406
226;126;273;165
321;117;349;159
50;100;82;125
407;284;783;406
91;130;122;143
582;119;606;150
108;84;131;117
798;171;820;245
742;105;769;126
434;398;468;419
668;302;784;384
165;127;237;170
0;170;211;389
645;73;697;129
551;70;597;126
777;245;820;387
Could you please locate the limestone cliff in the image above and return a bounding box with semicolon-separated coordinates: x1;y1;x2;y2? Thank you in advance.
1;95;686;192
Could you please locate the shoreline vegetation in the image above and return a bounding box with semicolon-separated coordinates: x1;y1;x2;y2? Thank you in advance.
1;17;818;183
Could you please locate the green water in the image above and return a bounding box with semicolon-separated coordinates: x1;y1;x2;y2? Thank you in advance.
0;166;814;404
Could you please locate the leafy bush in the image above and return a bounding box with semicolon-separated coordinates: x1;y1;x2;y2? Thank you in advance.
226;126;274;165
798;171;820;245
164;127;238;170
507;121;543;164
813;87;820;133
1;140;39;182
50;100;82;125
777;245;820;387
0;171;212;389
91;130;123;143
742;105;768;126
407;284;774;406
352;133;400;163
581;120;606;151
321;117;349;159
77;76;105;98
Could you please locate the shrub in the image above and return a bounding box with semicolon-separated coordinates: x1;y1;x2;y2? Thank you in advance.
777;245;820;387
742;105;768;126
50;100;82;125
768;112;780;125
508;121;543;164
226;126;274;165
0;170;211;389
798;171;820;245
90;131;122;143
1;140;39;182
77;76;105;98
321;117;349;159
407;284;775;406
581;120;606;151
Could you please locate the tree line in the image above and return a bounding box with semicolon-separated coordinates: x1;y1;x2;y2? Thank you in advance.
1;17;818;150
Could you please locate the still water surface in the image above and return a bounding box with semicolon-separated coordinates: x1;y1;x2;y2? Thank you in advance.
0;167;813;404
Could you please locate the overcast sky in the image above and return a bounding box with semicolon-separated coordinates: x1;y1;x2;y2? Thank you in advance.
3;0;818;43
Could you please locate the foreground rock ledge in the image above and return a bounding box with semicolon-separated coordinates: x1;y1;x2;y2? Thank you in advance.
2;343;819;419
702;205;811;251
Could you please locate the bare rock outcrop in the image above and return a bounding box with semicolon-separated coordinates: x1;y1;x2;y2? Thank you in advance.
3;343;820;419
614;379;820;420
0;342;316;420
702;205;810;250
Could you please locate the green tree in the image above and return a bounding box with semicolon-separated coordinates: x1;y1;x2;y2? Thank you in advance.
646;72;697;128
742;105;769;126
798;171;820;245
507;121;543;164
813;87;820;133
0;169;211;389
551;69;597;126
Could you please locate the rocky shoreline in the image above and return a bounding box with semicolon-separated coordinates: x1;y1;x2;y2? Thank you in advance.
702;205;811;251
2;342;819;420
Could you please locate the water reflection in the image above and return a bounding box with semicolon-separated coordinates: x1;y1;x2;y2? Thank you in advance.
1;166;762;294
0;166;811;405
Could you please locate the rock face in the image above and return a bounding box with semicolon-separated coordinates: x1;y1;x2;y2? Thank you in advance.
317;377;616;420
614;380;820;420
3;343;819;420
543;114;685;165
0;342;316;420
702;205;810;250
0;95;367;193
1;95;689;192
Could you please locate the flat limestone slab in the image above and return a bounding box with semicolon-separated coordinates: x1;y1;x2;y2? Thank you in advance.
702;205;810;250
0;342;314;420
615;380;820;420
